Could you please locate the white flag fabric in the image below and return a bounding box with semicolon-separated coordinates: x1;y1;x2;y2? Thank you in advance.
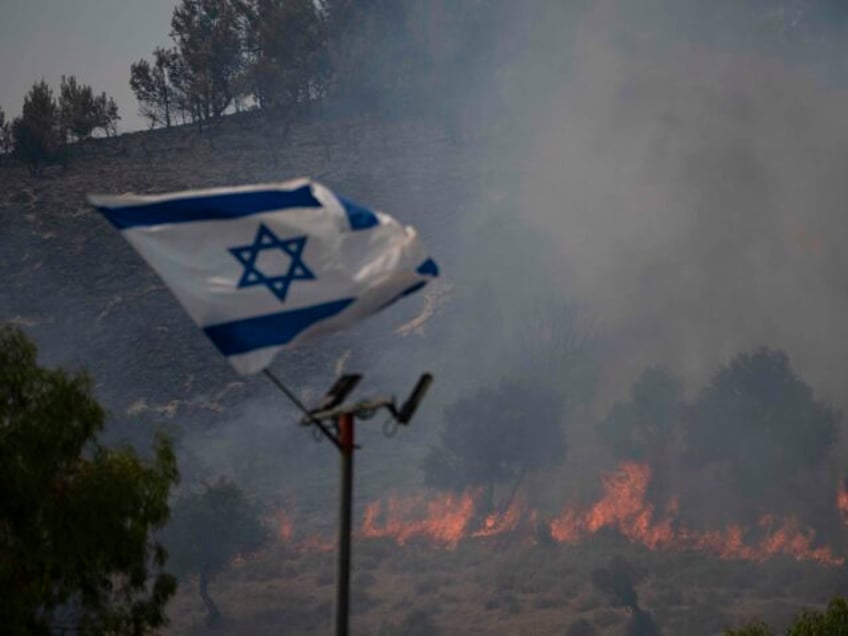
88;178;438;374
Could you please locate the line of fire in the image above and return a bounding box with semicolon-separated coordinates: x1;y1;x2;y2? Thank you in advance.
262;461;848;568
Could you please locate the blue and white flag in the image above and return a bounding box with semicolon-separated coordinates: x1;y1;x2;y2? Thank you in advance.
88;178;438;374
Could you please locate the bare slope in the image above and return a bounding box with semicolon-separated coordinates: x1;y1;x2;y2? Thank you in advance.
0;112;470;443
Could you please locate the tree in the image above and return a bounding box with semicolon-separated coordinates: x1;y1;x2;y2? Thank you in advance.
422;379;565;512
169;0;246;123
130;48;177;129
686;348;840;520
11;80;64;175
0;106;11;165
596;367;682;504
92;91;121;137
0;324;178;635
160;478;268;624
59;75;97;143
240;0;329;110
725;596;848;635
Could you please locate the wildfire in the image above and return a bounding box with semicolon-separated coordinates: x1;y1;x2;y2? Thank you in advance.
361;491;476;549
546;462;841;566
273;508;334;552
471;497;526;539
549;462;675;549
271;461;846;566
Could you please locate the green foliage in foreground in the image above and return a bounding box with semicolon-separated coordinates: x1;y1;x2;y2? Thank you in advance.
726;597;848;635
0;324;179;635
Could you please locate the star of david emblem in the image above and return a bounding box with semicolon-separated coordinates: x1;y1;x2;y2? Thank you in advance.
228;223;315;303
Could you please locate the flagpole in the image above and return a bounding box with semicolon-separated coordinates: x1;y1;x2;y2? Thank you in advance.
335;412;354;636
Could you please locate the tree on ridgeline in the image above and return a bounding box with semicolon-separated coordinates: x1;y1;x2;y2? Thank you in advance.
11;80;65;176
130;48;178;129
237;0;330;162
596;366;683;505
92;90;121;137
59;75;97;144
58;76;120;145
0;106;11;165
725;596;848;635
421;379;565;513
169;0;246;125
685;348;841;524
160;478;268;625
240;0;329;112
0;324;178;635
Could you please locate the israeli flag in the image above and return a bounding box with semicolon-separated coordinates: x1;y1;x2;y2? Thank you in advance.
88;178;438;374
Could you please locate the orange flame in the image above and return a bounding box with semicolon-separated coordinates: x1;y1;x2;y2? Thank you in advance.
273;507;334;552
550;462;674;549
472;497;526;538
269;462;845;566
546;462;841;566
361;491;476;549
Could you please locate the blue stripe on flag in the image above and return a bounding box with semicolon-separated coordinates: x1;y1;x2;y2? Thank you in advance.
337;195;379;231
376;257;439;310
97;185;322;229
203;298;355;356
416;258;439;277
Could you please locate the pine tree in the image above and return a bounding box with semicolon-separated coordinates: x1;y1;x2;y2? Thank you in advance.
11;80;63;175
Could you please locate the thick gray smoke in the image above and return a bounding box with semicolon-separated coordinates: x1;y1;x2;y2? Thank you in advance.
511;1;848;407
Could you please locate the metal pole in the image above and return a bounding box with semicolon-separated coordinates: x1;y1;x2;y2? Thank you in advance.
335;412;354;636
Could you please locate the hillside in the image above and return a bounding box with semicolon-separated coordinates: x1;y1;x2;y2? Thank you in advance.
0;110;474;434
4;110;848;636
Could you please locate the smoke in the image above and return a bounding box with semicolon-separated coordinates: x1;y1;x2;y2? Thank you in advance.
511;0;848;407
5;0;848;541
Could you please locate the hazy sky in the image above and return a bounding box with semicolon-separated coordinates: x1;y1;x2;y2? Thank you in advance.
0;0;178;132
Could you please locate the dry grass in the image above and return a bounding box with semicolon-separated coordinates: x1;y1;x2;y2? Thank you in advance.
159;535;846;635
